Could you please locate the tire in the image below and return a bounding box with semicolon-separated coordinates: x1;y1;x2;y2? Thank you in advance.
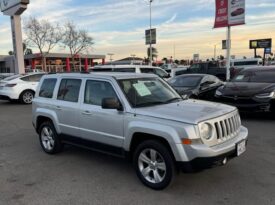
20;90;34;104
38;121;63;154
133;140;175;190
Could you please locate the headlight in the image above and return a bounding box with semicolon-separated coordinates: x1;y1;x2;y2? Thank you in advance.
255;92;275;99
215;90;222;96
199;123;213;140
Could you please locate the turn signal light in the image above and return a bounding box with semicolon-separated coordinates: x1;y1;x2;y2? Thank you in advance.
5;84;17;87
182;139;192;145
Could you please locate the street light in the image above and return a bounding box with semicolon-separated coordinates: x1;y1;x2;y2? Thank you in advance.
149;0;153;66
107;53;114;64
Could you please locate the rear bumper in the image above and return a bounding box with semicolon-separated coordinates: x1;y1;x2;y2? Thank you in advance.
0;90;19;100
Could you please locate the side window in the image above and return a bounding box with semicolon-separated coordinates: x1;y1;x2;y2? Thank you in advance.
39;79;57;98
84;80;118;106
140;68;155;74
114;68;135;72
57;79;81;103
154;69;168;78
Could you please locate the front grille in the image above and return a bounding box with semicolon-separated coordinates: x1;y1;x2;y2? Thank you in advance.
200;110;241;147
220;96;253;104
214;113;241;142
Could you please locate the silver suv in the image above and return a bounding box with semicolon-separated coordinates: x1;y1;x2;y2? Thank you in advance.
32;73;248;190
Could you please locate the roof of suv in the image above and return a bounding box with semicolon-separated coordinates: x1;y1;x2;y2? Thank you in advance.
93;65;162;69
45;72;158;80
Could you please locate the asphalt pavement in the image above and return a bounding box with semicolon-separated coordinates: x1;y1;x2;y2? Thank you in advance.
0;100;274;205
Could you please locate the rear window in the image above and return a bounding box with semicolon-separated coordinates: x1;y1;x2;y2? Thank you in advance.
39;79;57;98
57;79;82;102
91;68;112;72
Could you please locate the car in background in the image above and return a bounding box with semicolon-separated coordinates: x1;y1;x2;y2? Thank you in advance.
230;58;262;74
25;68;43;73
0;73;15;80
170;66;189;78
0;73;45;104
231;8;245;16
168;74;223;100
215;67;275;113
91;65;170;79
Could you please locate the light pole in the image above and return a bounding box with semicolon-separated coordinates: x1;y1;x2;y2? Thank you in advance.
149;0;153;66
107;53;114;64
131;54;136;65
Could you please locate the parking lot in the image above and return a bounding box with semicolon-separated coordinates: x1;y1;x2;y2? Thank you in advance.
0;100;274;205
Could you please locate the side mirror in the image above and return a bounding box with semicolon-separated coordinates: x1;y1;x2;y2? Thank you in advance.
102;98;123;111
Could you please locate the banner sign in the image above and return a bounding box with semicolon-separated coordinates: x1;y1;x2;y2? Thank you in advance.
0;0;29;12
145;29;156;45
214;0;245;28
250;39;272;49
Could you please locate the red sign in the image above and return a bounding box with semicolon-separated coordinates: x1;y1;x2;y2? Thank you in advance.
214;0;228;28
214;0;245;28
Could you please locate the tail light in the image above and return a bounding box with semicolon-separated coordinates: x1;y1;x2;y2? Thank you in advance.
5;83;17;87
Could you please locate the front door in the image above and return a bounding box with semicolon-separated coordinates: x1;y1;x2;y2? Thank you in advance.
79;79;124;148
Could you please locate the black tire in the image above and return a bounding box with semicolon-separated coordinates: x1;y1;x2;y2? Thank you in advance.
133;140;175;190
38;121;63;154
19;90;35;104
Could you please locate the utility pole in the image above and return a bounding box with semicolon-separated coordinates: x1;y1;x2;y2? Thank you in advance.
107;53;114;64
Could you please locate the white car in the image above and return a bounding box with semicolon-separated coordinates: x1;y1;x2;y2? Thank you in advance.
91;65;170;79
0;73;45;104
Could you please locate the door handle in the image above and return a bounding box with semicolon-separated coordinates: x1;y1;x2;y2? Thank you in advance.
55;106;62;110
81;111;93;116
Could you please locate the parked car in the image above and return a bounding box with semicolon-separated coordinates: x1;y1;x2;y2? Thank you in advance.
170;66;189;78
168;74;223;100
32;72;248;190
231;8;245;16
90;65;170;79
0;73;15;80
181;62;235;81
215;67;275;113
25;68;43;73
0;73;45;104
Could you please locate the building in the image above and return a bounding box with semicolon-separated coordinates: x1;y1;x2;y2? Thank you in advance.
109;57;144;65
0;53;106;73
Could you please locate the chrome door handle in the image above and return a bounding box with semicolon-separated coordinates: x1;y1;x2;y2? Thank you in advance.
82;111;93;115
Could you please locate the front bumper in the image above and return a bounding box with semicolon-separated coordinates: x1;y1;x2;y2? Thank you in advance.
175;126;248;169
215;96;274;112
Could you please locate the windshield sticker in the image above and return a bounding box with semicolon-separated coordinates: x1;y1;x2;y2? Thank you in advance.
133;82;152;96
235;75;244;80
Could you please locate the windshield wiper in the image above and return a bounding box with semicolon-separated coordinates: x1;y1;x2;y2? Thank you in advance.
135;101;165;108
164;97;182;104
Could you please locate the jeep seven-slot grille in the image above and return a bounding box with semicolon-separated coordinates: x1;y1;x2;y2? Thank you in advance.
214;113;241;140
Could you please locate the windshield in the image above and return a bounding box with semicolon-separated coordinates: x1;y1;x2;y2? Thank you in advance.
118;78;182;108
232;70;275;83
168;76;202;87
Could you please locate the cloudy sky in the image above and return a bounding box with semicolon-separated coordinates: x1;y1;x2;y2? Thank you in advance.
0;0;275;60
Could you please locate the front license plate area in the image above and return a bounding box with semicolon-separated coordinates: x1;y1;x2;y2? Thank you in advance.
236;140;246;156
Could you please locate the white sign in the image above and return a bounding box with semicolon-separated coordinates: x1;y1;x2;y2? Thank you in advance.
0;0;29;12
228;0;245;26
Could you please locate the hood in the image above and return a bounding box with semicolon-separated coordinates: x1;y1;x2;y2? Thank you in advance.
220;82;275;96
135;100;236;125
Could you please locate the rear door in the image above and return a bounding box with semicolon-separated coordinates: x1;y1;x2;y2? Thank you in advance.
54;78;82;137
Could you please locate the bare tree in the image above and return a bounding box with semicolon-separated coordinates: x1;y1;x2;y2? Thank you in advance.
62;22;94;71
24;17;62;71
